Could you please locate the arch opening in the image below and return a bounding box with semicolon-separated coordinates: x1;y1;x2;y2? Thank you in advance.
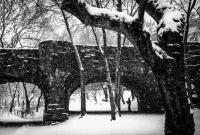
69;82;138;112
68;70;163;113
0;82;45;122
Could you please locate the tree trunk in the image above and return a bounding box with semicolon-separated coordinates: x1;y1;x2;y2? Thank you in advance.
17;90;20;106
22;82;30;113
9;83;18;113
9;90;17;112
120;90;125;104
80;69;86;116
64;88;70;113
131;90;135;101
36;92;43;112
102;28;116;120
153;66;195;135
102;83;108;102
54;0;86;117
43;91;48;113
91;27;116;120
62;9;86;117
114;0;122;117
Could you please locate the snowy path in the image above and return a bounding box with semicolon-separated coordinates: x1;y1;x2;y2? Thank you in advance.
0;110;199;135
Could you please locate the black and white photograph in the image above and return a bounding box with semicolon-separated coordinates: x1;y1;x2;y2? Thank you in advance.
0;0;200;135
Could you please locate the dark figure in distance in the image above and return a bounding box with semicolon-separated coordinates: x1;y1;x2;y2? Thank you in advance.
126;98;131;112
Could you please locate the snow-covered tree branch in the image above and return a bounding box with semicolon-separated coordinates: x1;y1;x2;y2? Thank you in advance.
61;0;195;135
61;0;182;68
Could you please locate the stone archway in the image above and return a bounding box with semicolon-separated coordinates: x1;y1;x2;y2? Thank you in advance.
38;40;162;121
0;40;162;122
68;73;162;114
0;47;50;121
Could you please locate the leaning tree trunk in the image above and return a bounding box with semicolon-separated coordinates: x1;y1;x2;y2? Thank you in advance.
91;27;116;120
102;28;116;120
62;0;195;134
36;92;43;112
56;3;86;116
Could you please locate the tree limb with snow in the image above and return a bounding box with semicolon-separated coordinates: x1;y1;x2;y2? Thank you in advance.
61;0;195;135
61;0;182;68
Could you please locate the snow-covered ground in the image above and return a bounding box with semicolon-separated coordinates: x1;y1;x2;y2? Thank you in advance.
0;115;30;122
0;89;137;124
0;86;199;135
0;109;199;135
70;90;138;112
0;109;43;122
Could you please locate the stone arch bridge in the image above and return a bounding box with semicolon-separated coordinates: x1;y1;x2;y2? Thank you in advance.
0;40;161;122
